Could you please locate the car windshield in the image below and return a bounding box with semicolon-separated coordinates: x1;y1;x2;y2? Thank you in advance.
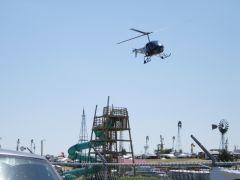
0;155;61;180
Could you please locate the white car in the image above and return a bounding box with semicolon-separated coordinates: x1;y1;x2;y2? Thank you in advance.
0;149;62;180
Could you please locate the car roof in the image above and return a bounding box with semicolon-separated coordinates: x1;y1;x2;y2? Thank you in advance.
0;149;46;160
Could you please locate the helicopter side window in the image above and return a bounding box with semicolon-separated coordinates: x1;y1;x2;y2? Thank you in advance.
146;43;153;49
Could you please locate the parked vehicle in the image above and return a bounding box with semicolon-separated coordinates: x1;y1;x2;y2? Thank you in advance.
0;149;62;180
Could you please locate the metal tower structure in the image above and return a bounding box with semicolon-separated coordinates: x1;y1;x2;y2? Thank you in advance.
144;136;149;156
191;143;195;154
172;136;175;152
212;119;229;150
225;138;228;150
219;119;229;150
78;109;88;143
30;139;35;153
177;121;182;153
119;131;123;152
89;97;135;163
160;135;164;152
16;139;20;151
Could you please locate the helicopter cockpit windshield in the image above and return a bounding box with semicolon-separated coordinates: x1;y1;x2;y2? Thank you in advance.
152;41;162;46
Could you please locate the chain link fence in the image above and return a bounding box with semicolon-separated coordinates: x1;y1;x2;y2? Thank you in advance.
54;161;213;180
53;161;240;180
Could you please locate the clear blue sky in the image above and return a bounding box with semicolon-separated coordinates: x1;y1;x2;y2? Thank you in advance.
0;0;240;156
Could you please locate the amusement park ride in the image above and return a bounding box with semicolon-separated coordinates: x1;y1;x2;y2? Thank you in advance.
117;28;171;64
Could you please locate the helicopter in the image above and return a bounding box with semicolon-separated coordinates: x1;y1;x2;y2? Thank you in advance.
117;28;171;64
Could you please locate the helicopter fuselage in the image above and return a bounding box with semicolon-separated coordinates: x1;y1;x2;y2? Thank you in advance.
145;41;164;57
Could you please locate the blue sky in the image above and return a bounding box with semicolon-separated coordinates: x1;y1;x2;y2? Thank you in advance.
0;1;240;156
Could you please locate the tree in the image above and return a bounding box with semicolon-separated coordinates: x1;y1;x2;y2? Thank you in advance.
218;150;233;162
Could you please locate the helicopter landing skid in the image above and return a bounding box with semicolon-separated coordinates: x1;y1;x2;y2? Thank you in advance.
160;53;171;59
144;57;151;64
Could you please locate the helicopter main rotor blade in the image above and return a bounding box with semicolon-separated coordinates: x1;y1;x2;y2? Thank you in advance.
117;34;146;44
130;28;152;35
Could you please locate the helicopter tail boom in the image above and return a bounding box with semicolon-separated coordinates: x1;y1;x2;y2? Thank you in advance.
132;47;146;58
132;49;138;58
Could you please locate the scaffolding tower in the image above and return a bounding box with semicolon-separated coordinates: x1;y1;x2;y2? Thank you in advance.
89;98;135;163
